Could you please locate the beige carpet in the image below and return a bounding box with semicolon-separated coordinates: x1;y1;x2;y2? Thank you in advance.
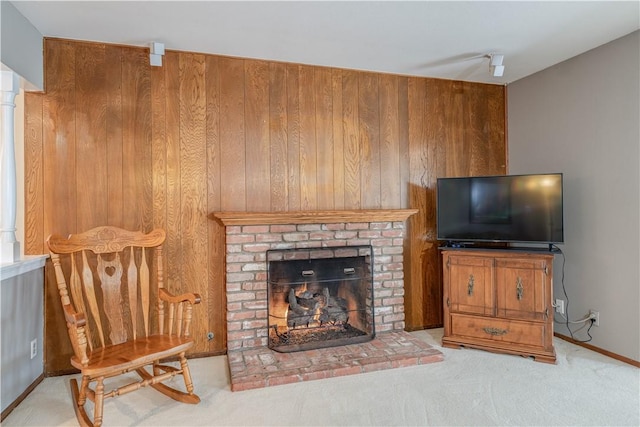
3;329;639;426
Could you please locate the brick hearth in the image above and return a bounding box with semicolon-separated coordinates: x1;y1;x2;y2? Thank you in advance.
228;330;443;391
212;210;443;391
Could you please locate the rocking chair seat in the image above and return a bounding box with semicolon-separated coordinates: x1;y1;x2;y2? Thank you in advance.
70;335;194;376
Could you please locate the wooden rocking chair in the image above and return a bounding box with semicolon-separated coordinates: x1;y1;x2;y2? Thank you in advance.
47;226;201;427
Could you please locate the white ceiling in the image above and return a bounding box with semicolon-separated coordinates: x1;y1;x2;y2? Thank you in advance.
11;1;640;84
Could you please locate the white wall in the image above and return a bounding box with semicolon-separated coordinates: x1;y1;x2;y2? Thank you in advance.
0;1;43;91
1;262;45;414
507;31;639;362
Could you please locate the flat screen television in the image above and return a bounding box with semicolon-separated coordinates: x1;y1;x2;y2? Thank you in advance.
437;173;564;246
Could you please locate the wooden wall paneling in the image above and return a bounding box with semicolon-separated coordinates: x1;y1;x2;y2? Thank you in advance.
42;39;76;240
205;55;226;353
205;56;221;214
245;59;271;210
27;40;509;370
459;83;505;176
397;77;410;209
164;51;183;299
42;39;77;374
433;80;450;180
359;72;381;209
331;69;345;210
105;45;124;227
179;53;209;348
286;64;301;210
299;65;317;210
151;49;167;232
24;93;44;254
379;74;401;208
121;47;152;231
444;81;468;177
405;77;429;330
75;43;108;231
268;62;288;211
486;85;507;174
342;70;361;209
219;57;246;211
421;79;445;328
464;82;488;175
315;67;334;210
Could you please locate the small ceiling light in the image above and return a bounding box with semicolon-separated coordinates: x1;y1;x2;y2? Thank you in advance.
489;53;505;77
149;42;165;67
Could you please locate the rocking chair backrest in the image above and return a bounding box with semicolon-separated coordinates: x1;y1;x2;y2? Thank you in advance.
47;226;185;354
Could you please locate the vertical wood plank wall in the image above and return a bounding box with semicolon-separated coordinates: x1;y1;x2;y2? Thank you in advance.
25;39;506;374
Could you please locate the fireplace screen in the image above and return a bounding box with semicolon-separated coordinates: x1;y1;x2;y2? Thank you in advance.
267;246;375;352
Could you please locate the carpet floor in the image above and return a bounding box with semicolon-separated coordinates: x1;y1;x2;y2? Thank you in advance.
3;328;639;426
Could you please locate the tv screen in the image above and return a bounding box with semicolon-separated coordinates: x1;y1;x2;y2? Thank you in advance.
437;173;564;244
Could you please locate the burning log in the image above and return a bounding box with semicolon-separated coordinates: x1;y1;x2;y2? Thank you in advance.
287;288;317;328
322;288;348;325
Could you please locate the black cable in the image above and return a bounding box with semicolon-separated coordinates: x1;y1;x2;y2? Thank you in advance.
552;244;593;343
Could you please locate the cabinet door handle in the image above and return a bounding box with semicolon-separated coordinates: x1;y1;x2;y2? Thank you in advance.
516;277;524;300
483;327;508;336
467;274;474;296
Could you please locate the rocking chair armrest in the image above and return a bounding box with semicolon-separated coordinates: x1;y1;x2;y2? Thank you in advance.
159;288;202;305
62;303;87;327
62;303;90;366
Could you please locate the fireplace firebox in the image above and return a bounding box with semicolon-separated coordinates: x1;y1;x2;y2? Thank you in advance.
267;246;374;352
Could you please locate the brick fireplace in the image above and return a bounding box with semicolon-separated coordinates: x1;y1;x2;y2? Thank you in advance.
212;210;443;391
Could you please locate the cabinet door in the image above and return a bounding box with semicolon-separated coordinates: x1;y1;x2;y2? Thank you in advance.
495;257;549;321
446;255;494;316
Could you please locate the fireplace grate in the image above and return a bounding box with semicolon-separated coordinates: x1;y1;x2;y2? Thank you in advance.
267;246;374;352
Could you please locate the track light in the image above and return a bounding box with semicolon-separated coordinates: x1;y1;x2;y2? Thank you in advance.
149;42;165;67
488;53;505;77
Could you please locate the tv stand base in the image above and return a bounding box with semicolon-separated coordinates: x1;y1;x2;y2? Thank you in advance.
441;249;556;364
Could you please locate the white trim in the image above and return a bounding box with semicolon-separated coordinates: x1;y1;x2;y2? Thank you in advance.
0;255;48;281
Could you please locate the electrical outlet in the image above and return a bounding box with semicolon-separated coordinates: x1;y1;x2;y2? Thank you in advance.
589;309;600;327
554;299;565;315
30;339;37;359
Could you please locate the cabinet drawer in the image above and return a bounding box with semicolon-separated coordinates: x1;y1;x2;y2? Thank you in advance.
450;313;545;347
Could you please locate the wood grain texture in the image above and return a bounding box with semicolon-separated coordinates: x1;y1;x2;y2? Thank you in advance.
219;57;246;211
245;59;270;210
286;64;301;210
342;70;361;209
315;67;334;210
105;45;124;227
211;209;419;226
179;53;208;350
269;62;288;211
25;39;506;373
41;39;77;375
299;65;317;210
76;43;107;231
331;70;345;210
205;55;226;352
121;47;153;232
359;72;380;208
405;77;430;330
24;93;44;253
151;48;167;232
379;74;401;209
164;51;183;312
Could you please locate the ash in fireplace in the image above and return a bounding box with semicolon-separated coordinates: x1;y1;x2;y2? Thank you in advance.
269;323;368;351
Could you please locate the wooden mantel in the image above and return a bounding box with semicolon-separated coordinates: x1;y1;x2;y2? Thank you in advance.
211;209;418;226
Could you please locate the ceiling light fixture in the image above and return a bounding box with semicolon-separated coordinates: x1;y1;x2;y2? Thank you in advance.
149;42;165;67
488;53;505;77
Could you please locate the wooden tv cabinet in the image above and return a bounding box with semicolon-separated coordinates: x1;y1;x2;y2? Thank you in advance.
441;248;556;363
